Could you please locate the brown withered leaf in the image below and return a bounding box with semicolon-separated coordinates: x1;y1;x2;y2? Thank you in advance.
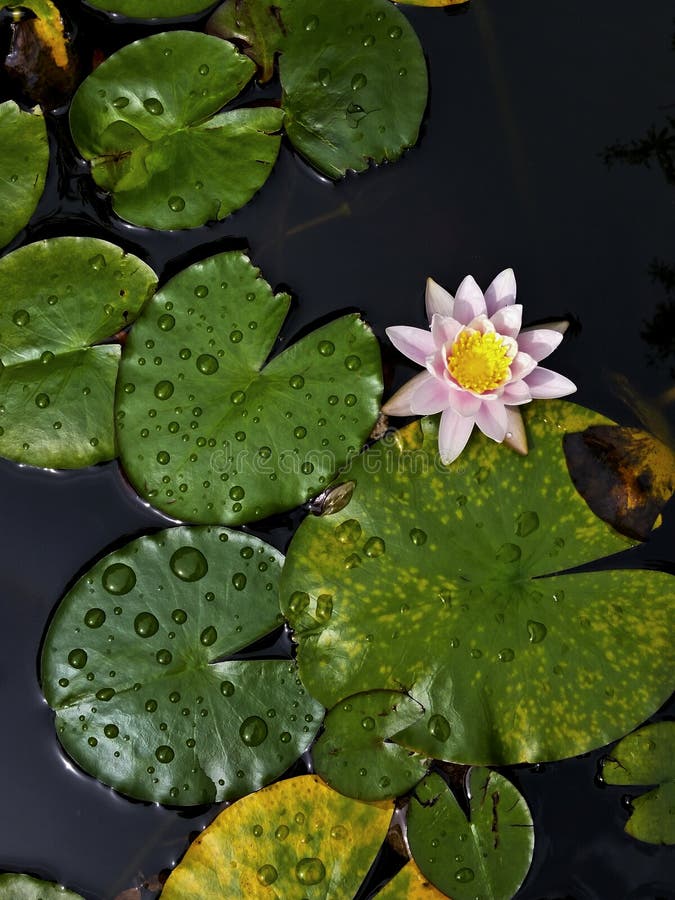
563;425;675;540
2;0;79;108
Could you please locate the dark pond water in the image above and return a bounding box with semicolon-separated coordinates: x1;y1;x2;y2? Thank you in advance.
1;0;674;897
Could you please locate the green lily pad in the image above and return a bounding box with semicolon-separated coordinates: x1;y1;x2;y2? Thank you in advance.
207;0;285;83
41;526;323;805
313;690;428;801
0;874;84;899
0;237;157;468
116;251;383;525
602;721;675;844
407;770;534;899
281;400;675;765
279;0;428;178
161;774;395;898
69;31;283;229
0;101;48;248
84;0;217;16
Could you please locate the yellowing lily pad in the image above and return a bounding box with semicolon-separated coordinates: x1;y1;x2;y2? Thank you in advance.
0;237;157;468
41;526;322;805
373;861;447;899
0;874;84;899
602;721;675;845
282;400;675;765
116;251;382;525
0;101;48;249
407;770;534;899
69;31;283;229
161;774;394;898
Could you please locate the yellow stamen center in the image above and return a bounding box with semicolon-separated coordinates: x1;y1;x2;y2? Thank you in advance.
447;330;511;393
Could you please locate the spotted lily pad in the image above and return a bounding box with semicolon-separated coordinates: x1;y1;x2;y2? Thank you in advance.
0;874;84;899
116;251;382;525
161;774;394;897
313;690;428;800
282;400;675;765
84;0;218;16
0;101;48;248
0;237;157;468
407;770;534;899
373;861;447;899
41;526;322;805
69;31;283;229
602;721;675;845
279;0;428;177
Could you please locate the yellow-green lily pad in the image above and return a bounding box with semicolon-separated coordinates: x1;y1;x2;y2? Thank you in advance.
0;101;48;248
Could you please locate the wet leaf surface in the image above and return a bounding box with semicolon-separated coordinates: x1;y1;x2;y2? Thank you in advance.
116;250;383;525
0;100;48;249
69;31;282;229
41;526;323;805
602;721;675;845
161;774;394;898
313;689;428;801
372;860;447;899
0;874;84;899
0;237;157;468
207;0;285;83
1;0;79;108
563;424;675;540
282;400;675;765
407;770;533;899
279;0;428;177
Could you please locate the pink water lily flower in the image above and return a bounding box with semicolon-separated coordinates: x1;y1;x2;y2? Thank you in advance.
382;269;576;464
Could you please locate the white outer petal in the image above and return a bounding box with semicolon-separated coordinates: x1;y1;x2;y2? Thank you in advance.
425;278;454;321
503;407;528;455
485;268;517;315
385;325;435;365
525;366;577;398
454;275;487;324
381;371;434;416
517;328;564;362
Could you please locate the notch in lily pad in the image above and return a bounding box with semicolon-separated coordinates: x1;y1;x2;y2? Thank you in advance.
0;237;157;468
116;250;383;525
41;526;323;805
69;31;283;229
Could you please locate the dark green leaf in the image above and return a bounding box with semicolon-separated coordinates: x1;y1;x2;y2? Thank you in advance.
207;0;285;83
0;237;157;468
313;690;428;801
280;0;428;177
0;101;48;248
116;250;383;525
41;526;322;805
70;31;283;229
281;401;675;765
407;770;534;899
602;721;675;844
84;0;217;15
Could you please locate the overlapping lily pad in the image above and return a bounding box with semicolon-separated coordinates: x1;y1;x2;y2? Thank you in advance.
279;0;428;177
407;770;534;899
84;0;217;16
313;690;428;800
41;526;323;805
602;721;675;844
0;237;156;468
373;861;447;899
116;251;383;524
70;31;283;229
161;774;394;898
208;0;284;83
281;400;675;765
0;874;84;899
0;101;48;248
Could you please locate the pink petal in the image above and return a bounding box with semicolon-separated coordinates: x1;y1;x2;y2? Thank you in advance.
386;325;435;365
409;375;451;415
503;407;528;455
425;278;454;321
490;304;523;339
475;400;509;442
453;275;487;324
509;351;538;381
517;328;564;362
501;379;532;405
525;366;577;399
431;314;462;349
447;388;482;416
438;407;475;464
485;268;517;315
426;347;449;380
382;371;434;416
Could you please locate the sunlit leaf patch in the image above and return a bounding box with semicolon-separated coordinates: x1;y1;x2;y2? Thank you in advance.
0;101;48;249
0;873;84;899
